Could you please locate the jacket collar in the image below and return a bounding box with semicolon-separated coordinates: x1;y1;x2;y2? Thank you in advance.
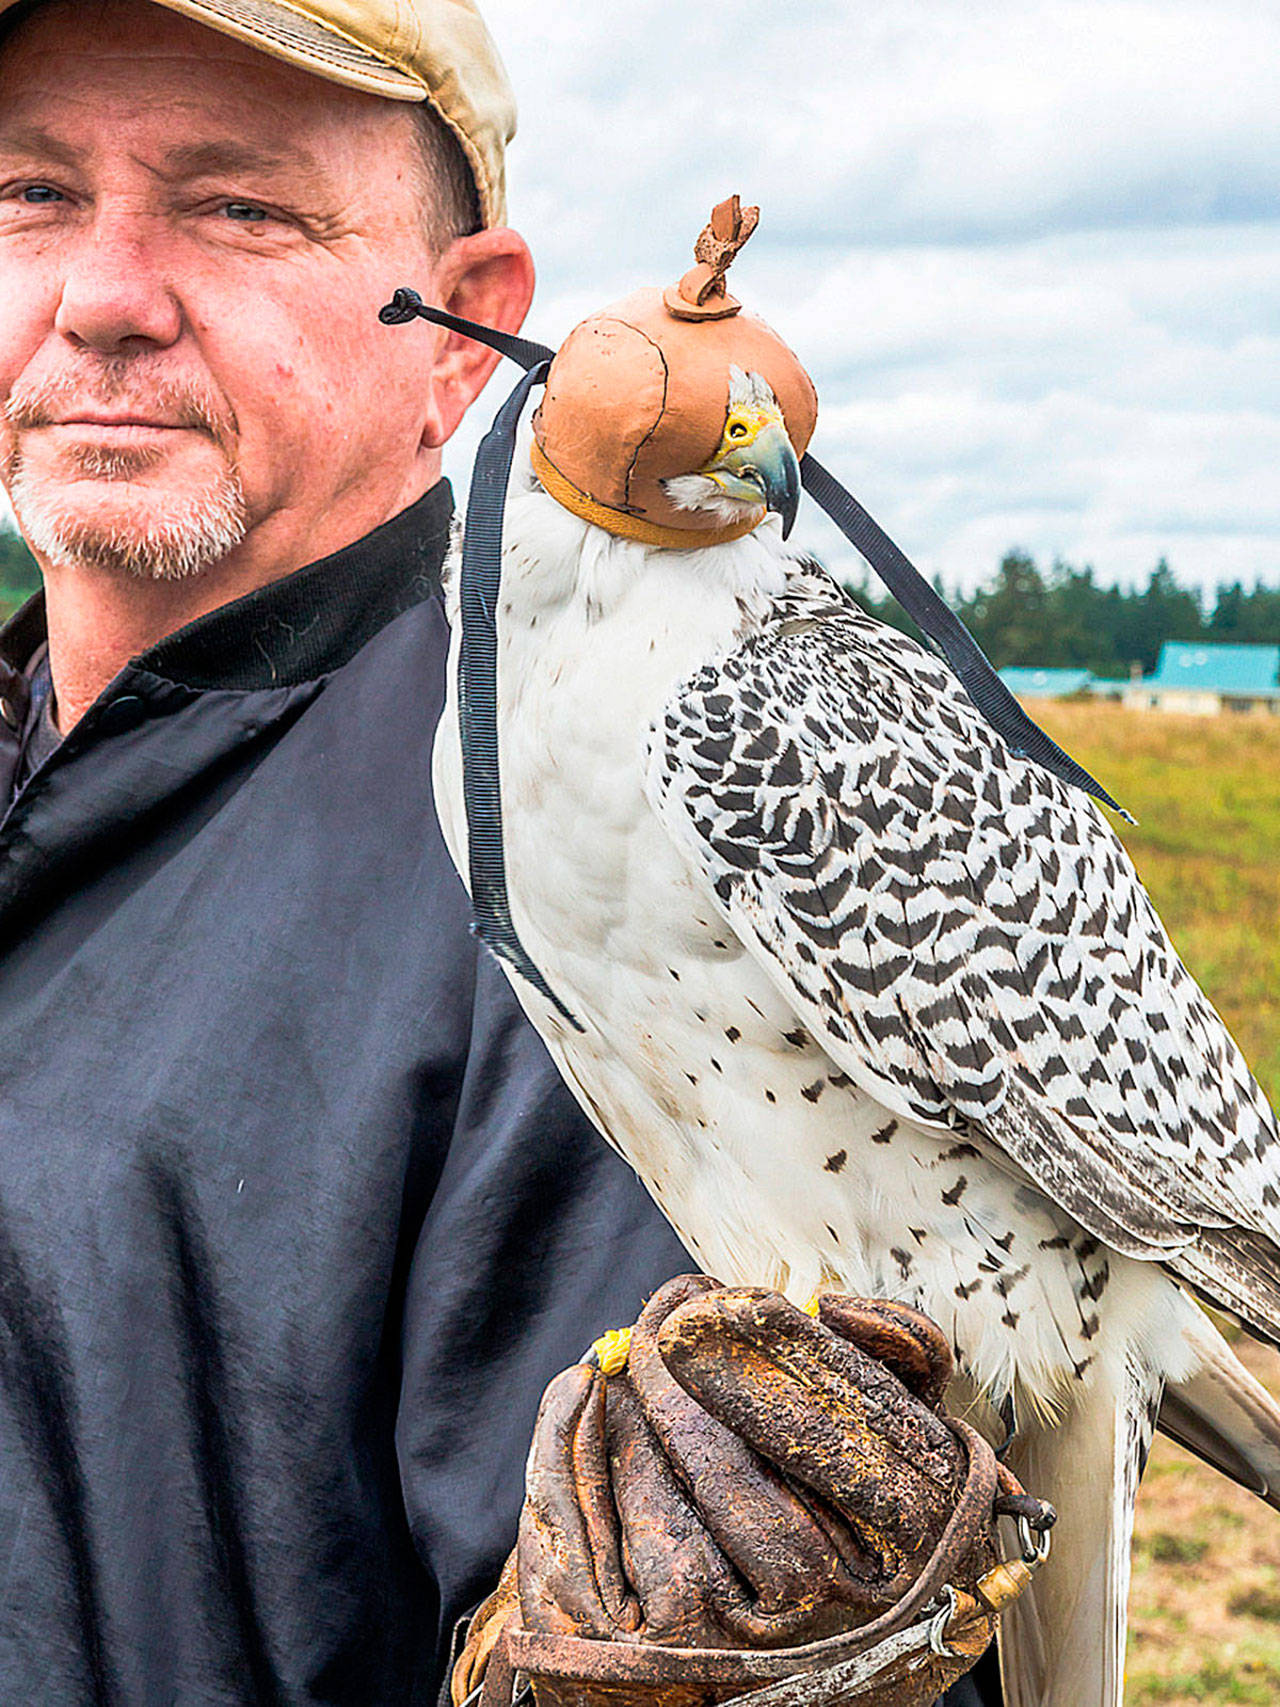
0;479;454;698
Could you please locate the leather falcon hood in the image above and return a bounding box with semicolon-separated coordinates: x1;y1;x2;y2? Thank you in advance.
531;197;817;537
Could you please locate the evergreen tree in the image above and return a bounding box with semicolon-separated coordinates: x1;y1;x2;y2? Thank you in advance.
1241;585;1280;642
1210;581;1280;644
1100;559;1200;676
1210;581;1247;639
955;550;1051;668
0;529;39;620
1046;560;1122;676
1093;584;1131;679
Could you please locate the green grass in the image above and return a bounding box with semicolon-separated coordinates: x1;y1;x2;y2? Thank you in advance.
1128;1660;1280;1705
1228;1589;1280;1624
1143;1534;1212;1566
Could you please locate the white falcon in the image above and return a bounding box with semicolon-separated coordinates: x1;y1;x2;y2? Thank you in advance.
432;365;1280;1707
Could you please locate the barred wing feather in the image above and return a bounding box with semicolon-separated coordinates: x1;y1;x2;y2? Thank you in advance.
645;570;1280;1338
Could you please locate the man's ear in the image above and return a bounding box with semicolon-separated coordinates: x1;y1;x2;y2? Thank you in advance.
419;228;536;450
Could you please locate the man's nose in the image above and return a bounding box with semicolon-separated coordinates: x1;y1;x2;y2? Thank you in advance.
53;209;183;354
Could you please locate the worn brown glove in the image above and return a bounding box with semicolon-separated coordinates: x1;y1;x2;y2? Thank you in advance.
457;1276;1052;1707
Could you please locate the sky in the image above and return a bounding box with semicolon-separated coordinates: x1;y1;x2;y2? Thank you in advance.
445;0;1280;597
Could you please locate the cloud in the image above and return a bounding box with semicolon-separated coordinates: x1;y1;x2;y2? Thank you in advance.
444;0;1280;594
484;0;1280;261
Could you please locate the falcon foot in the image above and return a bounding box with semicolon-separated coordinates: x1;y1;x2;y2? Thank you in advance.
588;1325;632;1375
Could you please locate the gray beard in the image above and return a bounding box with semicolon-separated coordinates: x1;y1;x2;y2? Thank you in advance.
8;451;248;583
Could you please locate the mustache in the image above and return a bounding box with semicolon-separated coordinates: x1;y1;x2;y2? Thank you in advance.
4;364;237;444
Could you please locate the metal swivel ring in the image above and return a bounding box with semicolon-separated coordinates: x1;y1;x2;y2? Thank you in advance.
926;1584;961;1657
1019;1514;1053;1568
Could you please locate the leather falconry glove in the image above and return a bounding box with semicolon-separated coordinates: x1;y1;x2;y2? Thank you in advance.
453;1277;1054;1707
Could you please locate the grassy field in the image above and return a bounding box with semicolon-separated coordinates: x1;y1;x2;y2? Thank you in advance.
1027;701;1280;1703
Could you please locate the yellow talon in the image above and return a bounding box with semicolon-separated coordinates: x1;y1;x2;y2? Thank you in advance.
802;1293;822;1318
592;1326;632;1375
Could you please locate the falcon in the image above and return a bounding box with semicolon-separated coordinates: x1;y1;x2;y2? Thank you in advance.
423;211;1280;1707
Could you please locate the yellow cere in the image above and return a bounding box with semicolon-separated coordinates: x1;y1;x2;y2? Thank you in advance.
592;1326;632;1375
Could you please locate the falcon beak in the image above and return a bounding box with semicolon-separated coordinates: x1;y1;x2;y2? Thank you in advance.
713;419;802;540
753;420;801;540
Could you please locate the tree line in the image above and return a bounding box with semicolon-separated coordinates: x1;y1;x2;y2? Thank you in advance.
2;524;1278;678
848;550;1280;678
0;528;37;619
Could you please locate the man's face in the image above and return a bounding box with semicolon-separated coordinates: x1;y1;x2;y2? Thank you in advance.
0;0;465;581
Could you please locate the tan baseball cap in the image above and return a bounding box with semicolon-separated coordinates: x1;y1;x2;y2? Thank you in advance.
0;0;516;226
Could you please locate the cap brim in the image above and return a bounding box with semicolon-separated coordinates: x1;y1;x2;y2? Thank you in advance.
152;0;428;102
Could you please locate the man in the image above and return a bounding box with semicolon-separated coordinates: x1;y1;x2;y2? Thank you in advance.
0;2;695;1700
0;1;997;1702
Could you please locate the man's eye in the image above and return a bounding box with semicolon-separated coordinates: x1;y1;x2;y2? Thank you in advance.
223;201;270;223
19;185;64;204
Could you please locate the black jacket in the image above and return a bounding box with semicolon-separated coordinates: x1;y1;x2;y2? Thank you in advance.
0;483;691;1706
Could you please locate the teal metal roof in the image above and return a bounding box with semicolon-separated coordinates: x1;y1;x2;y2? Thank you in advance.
998;667;1094;699
1146;643;1280;697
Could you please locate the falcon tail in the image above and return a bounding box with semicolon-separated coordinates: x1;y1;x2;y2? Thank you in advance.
997;1354;1159;1707
1158;1309;1280;1510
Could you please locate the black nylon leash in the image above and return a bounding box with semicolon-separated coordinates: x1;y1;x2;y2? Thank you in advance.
455;358;583;1027
378;286;556;371
800;455;1132;821
380;287;580;1023
381;287;1129;1017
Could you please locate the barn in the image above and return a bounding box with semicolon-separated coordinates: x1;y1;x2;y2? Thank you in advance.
1122;642;1280;715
